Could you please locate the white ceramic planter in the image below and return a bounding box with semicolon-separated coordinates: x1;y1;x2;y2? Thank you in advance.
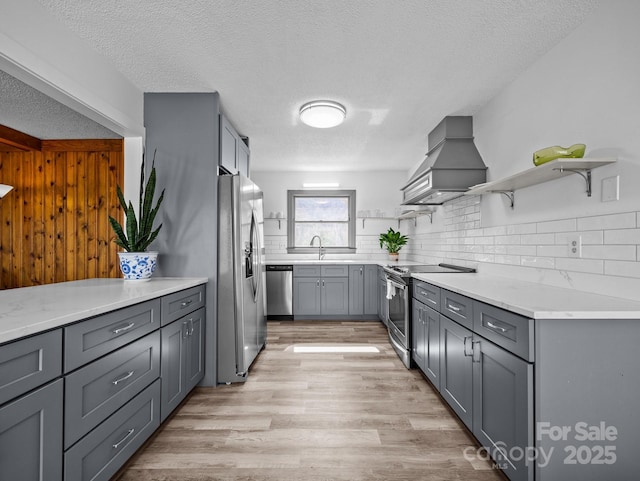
117;252;158;281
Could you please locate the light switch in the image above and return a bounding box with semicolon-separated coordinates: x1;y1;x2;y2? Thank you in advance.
602;176;619;202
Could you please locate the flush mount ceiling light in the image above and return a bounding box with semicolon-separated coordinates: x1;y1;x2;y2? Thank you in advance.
302;182;340;188
299;100;346;128
0;184;13;198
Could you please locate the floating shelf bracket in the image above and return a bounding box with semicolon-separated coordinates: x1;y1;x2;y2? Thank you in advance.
553;167;592;196
497;191;515;209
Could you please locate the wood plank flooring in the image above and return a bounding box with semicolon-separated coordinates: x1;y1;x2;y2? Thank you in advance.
116;321;505;481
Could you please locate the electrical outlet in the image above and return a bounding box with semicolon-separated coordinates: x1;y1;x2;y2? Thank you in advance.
567;234;582;258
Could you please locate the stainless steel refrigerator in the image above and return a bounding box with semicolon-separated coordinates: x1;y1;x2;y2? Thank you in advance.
217;174;267;383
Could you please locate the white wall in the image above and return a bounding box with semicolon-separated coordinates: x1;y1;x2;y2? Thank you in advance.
406;0;640;300
251;170;408;260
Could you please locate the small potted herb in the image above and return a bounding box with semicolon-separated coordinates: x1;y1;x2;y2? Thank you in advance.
379;227;408;261
109;152;165;281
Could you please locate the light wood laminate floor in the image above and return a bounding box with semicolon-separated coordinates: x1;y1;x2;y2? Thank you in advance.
116;321;505;481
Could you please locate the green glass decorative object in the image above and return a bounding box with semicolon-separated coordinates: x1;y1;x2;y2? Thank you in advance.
533;143;586;166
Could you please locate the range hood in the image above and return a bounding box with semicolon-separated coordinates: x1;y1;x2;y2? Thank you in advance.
402;116;487;205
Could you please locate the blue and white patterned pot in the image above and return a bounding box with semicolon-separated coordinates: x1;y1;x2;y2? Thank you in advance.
117;252;158;281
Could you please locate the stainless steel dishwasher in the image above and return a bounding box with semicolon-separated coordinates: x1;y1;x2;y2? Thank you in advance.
266;265;293;320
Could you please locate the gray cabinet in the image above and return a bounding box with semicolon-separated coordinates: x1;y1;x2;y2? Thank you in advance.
473;338;533;481
412;299;440;389
348;265;364;315
0;329;62;405
364;265;379;315
378;270;388;326
64;380;160;481
0;379;63;481
439;314;473;429
161;307;205;421
293;265;349;318
220;113;250;176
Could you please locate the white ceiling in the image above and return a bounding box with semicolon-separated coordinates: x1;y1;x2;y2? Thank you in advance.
21;1;600;172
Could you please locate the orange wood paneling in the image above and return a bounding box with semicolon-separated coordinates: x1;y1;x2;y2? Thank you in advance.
0;140;123;289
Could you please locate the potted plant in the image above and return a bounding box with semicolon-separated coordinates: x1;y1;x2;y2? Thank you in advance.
379;227;408;261
109;152;165;281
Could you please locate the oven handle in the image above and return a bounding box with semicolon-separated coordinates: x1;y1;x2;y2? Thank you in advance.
385;277;406;290
388;328;407;353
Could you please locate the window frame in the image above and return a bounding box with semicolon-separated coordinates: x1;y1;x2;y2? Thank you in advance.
286;189;356;254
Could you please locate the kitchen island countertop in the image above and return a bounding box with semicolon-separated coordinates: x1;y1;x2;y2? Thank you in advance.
0;277;208;344
413;272;640;319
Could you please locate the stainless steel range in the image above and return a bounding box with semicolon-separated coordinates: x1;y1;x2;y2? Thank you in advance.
383;263;475;368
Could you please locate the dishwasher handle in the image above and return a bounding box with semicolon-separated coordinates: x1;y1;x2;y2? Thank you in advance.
266;265;293;271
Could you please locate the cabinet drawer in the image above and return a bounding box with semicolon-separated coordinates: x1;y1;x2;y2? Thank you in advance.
321;265;350;277
64;331;160;448
64;299;160;372
0;329;62;406
440;289;474;329
413;280;440;311
64;379;160;481
293;265;321;277
473;301;534;362
161;285;206;326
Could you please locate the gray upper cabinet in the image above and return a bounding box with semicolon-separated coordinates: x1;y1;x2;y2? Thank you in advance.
0;379;63;481
220;113;250;177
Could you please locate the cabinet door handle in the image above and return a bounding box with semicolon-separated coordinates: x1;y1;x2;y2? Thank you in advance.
112;322;135;335
360;267;363;276
317;280;320;287
472;341;481;363
447;303;461;312
486;320;509;333
188;318;195;336
112;370;135;385
112;428;135;449
463;336;473;356
180;299;193;307
322;280;325;287
183;321;190;338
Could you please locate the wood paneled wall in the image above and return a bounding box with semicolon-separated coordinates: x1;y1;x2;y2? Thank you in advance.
0;140;123;289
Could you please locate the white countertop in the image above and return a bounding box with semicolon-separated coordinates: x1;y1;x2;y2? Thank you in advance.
265;259;424;266
412;272;640;320
0;277;208;345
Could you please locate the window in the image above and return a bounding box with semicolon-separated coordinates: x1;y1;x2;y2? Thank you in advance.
287;190;356;253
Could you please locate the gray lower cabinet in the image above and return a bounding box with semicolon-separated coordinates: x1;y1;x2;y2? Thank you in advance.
378;276;388;325
348;265;378;316
439;314;474;429
321;277;349;315
64;331;161;449
293;277;322;315
412;300;440;389
64;380;160;481
473;338;533;481
161;307;205;421
0;379;63;481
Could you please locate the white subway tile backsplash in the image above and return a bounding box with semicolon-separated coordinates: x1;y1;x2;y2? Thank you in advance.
555;230;604;245
577;212;636;231
483;225;508;236
520;256;555;269
495;235;521;245
536;218;577;233
507;223;537;235
555;258;604;275
605;260;640;279
521;233;556;245
582;245;636;261
537;245;568;257
507;245;537;256
604;229;640;245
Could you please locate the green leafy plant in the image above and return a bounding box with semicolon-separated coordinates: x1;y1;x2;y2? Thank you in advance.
109;152;165;252
379;227;408;254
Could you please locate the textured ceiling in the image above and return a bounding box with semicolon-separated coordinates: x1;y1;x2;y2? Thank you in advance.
20;1;600;170
0;70;120;139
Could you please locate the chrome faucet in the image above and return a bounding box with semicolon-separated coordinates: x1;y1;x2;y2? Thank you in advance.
310;235;325;260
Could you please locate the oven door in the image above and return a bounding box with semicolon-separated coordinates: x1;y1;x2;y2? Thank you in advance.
385;276;410;368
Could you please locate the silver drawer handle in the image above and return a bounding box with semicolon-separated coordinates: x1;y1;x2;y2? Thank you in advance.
447;303;461;312
112;322;135;334
112;370;135;385
486;321;509;333
112;428;135;449
180;299;193;307
420;290;430;297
